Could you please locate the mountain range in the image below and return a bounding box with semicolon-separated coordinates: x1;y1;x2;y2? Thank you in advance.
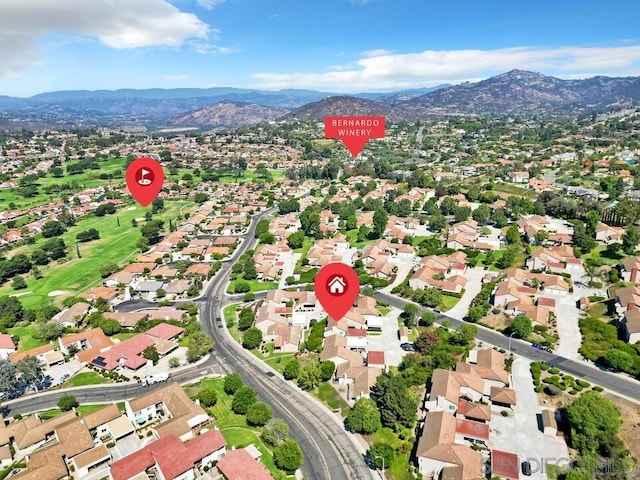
1;70;640;129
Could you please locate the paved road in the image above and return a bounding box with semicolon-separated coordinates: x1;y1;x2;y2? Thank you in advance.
374;291;640;402
198;206;374;480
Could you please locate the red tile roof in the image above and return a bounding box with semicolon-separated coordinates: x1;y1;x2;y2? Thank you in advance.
491;450;519;479
537;297;556;308
110;432;226;480
0;334;15;350
367;351;385;365
145;323;185;340
90;334;155;370
217;449;275;480
347;328;367;337
455;418;489;440
186;429;226;461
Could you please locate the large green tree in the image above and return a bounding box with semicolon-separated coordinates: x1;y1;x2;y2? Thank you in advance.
371;208;388;239
274;439;303;472
223;373;243;394
246;402;273;426
372;372;417;429
566;391;622;456
509;315;532;339
345;398;382;434
231;386;257;414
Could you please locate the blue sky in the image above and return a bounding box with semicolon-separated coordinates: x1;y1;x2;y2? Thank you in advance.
1;0;640;96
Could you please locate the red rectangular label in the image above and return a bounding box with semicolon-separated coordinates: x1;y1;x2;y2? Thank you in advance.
324;116;385;138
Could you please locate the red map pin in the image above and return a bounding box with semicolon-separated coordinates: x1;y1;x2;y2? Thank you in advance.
325;116;385;157
125;157;164;207
314;262;360;321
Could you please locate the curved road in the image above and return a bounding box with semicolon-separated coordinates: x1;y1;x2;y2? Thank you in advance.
3;204;374;480
198;206;373;480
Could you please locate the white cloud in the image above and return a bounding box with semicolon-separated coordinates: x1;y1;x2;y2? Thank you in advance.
163;74;188;81
361;49;394;58
250;45;640;92
0;0;210;77
197;0;226;9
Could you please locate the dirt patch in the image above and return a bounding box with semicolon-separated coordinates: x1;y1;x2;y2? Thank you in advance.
605;393;640;463
482;313;509;330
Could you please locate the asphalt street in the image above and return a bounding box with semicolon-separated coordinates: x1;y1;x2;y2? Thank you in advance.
198;206;374;480
374;291;640;401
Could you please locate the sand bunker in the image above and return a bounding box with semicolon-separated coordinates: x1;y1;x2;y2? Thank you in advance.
48;290;67;296
11;291;32;297
127;206;137;211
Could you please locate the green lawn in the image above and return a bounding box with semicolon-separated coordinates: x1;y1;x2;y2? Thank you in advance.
583;244;624;267
1;200;193;308
223;303;241;343
439;294;461;312
219;427;287;480
226;277;278;294
344;230;377;249
217;169;285;184
293;236;314;256
113;332;138;342
38;403;109;420
370;428;414;479
312;383;350;417
8;325;46;352
64;371;111;387
264;353;295;374
0;157;127;212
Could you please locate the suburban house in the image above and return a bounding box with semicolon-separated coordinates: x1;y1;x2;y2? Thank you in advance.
526;246;581;272
621;309;640;344
124;383;209;441
109;430;226;480
0;403;136;480
0;334;16;360
409;252;468;294
51;302;91;328
595;222;624;244
415;411;483;480
216;447;275;480
620;256;640;283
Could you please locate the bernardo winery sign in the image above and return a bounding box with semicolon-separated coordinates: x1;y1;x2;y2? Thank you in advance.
324;116;385;157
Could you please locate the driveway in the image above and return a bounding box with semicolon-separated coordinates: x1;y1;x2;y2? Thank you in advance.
490;358;568;479
381;260;415;293
446;267;487;320
366;308;405;367
278;252;301;289
545;265;601;360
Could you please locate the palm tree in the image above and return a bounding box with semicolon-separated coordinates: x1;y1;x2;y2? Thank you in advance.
583;264;602;287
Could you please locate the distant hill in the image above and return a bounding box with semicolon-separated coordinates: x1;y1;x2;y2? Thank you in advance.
1;70;640;129
281;96;408;122
378;84;451;104
169;101;288;128
405;70;640;116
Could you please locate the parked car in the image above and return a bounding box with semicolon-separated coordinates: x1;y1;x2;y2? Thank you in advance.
400;343;415;352
521;461;532;476
59;373;70;382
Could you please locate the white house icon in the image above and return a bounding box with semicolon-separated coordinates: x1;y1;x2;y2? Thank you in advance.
327;275;346;295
